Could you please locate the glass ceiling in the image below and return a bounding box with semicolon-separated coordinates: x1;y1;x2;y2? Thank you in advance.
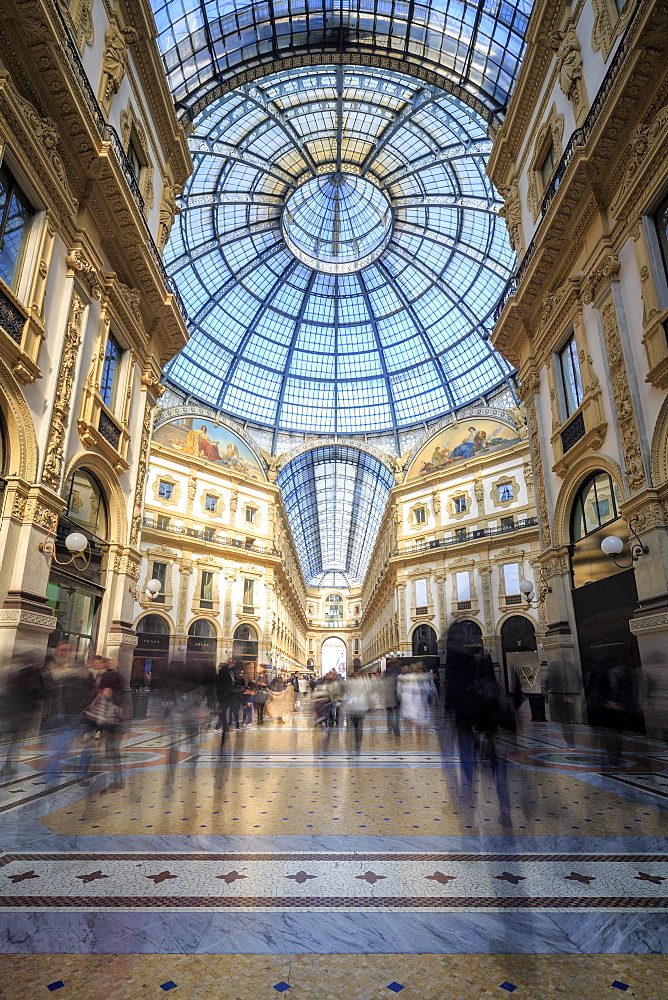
162;63;516;437
152;0;533;122
277;446;395;587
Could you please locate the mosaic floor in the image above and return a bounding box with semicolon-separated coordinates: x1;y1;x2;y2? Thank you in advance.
0;703;666;995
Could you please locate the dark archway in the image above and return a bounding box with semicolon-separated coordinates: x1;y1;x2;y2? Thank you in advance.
501;615;536;654
447;619;482;654
568;471;644;732
133;614;171;690
233;622;258;678
187;618;217;682
412;624;437;656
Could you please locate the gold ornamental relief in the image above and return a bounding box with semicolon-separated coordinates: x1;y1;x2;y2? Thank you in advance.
600;299;646;494
527;399;552;548
41;293;86;490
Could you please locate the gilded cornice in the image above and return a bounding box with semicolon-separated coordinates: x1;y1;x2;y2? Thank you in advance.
117;0;192;184
0;70;77;223
487;0;570;185
493;3;668;353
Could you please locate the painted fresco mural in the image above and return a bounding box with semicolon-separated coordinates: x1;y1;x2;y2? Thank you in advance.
407;418;521;480
154;418;263;480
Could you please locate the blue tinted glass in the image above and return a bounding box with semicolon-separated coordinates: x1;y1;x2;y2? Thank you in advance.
162;63;516;434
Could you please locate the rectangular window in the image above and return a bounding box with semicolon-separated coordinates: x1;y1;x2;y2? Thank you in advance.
497;483;514;502
203;526;215;542
540;141;555;189
0;163;34;289
158;481;173;500
156;514;171;531
151;561;167;603
127;140;142;183
456;571;471;602
204;494;217;513
414;507;426;524
200;570;213;608
100;334;122;408
558;335;584;417
454;496;467;513
415;578;428;608
353;638;359;655
455;527;467;542
502;563;521;595
245;506;257;523
654;190;668;283
501;516;515;531
243;578;254;608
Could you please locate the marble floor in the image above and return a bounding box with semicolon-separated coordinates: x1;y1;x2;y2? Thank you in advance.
0;703;666;997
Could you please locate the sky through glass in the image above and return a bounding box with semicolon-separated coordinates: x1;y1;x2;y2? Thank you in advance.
162;63;517;438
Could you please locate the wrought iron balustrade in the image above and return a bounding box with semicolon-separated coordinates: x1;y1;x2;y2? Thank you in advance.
98;409;122;449
396;517;538;556
0;286;25;344
560;410;586;453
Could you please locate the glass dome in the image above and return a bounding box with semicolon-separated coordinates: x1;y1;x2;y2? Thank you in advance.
163;64;516;436
282;173;393;273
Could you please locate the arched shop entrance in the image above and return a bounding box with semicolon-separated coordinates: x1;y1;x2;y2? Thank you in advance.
321;636;347;677
187;619;217;682
233;623;258;678
133;615;171;690
412;623;438;656
501;615;542;718
569;471;644;732
46;468;108;660
447;619;483;654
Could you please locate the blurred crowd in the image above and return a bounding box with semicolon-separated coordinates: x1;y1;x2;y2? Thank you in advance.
0;632;654;804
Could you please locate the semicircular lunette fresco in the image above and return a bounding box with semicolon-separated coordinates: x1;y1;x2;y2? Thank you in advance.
407;418;521;480
154;418;263;481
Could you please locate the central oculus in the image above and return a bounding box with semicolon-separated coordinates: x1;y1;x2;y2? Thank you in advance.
282;172;393;274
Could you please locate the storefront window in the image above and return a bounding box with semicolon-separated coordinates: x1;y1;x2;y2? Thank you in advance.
65;468;108;540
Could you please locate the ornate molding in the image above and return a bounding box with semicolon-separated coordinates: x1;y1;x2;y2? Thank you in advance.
599;298;646;494
41;292;86;490
629;612;668;634
592;0;635;61
130;397;154;547
0;607;56;629
611;103;668;218
527;399;552;548
582;254;621;305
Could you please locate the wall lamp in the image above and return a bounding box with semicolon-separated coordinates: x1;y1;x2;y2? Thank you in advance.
519;570;551;609
39;520;90;570
129;571;162;610
601;516;648;569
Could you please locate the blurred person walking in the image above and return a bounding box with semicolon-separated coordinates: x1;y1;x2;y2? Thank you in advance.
44;642;92;786
80;656;125;787
397;664;436;749
1;651;43;775
344;671;371;752
384;657;401;738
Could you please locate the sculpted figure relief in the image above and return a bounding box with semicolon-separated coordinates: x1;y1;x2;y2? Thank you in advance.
550;22;583;102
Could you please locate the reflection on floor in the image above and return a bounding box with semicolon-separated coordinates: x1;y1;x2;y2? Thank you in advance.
0;705;666;994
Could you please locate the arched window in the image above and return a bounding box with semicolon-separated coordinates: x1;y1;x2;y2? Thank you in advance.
501;615;536;653
234;623;257;642
188;618;216;638
64;468;108;540
137;614;170;634
571;472;620;542
412;623;437;656
325;593;344;619
447;619;483;653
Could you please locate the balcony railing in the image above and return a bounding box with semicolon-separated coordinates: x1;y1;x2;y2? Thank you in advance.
493;0;646;323
396;517;538;556
142;515;278;555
